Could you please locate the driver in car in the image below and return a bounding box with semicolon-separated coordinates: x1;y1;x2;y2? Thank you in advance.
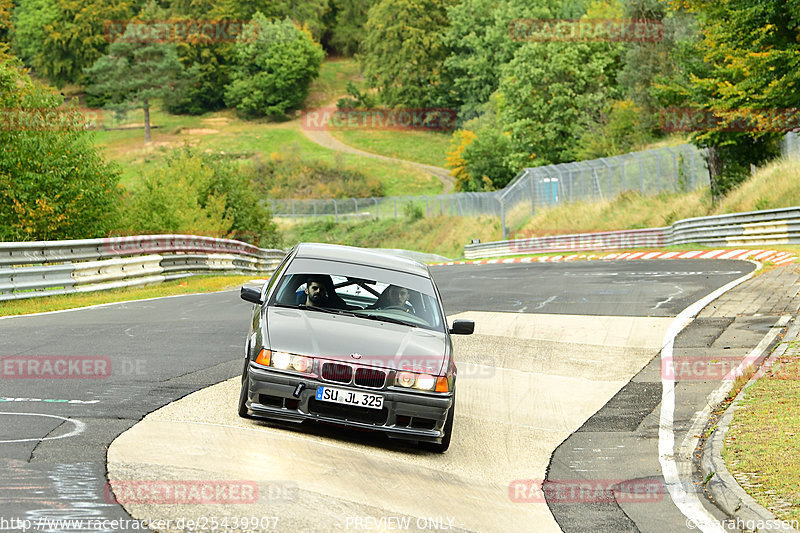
371;284;413;312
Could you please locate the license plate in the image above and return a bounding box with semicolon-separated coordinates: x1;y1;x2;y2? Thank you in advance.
315;386;384;410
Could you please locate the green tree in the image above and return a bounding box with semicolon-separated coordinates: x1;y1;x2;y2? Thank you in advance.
361;0;457;108
441;0;561;117
575;99;652;159
211;0;330;42
0;0;12;45
657;0;794;201
164;40;232;115
85;27;190;143
24;0;134;87
0;56;121;241
224;13;324;119
497;40;622;170
12;0;60;68
328;0;376;56
461;126;512;190
446;97;513;191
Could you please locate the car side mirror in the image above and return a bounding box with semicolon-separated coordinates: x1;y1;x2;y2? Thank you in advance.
449;319;474;335
240;286;264;305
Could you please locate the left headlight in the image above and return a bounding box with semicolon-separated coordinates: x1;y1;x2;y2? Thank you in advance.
256;349;314;374
394;371;445;392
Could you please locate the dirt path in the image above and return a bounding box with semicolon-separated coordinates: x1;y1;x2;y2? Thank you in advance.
300;112;455;195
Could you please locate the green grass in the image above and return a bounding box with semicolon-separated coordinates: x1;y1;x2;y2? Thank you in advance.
0;275;257;317
716;157;800;213
89;58;441;195
93;105;441;195
723;346;800;523
279;214;503;259
511;156;800;239
306;58;363;108
329;128;453;168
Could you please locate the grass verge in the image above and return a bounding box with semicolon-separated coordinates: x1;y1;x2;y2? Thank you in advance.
279;214;502;259
328;128;452;168
722;343;800;523
513;157;800;239
0;275;257;318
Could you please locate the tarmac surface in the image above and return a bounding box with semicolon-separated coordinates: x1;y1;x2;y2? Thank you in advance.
1;258;795;532
547;262;800;532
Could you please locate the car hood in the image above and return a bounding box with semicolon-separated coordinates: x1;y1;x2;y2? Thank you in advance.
266;307;448;375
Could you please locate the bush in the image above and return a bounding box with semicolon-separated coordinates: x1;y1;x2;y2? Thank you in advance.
119;148;281;248
576;99;654;160
336;81;377;109
461;126;512;190
225;13;325;119
447;105;513;192
403;201;424;221
0;56;121;241
251;154;384;199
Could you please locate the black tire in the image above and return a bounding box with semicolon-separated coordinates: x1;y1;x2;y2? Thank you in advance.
238;359;254;419
420;400;454;453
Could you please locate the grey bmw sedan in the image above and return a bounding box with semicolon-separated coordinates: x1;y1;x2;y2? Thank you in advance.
238;243;474;452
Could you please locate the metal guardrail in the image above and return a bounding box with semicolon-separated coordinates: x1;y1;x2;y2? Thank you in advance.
0;235;286;302
465;206;800;259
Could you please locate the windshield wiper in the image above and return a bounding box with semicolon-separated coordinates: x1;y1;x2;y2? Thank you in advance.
353;312;415;327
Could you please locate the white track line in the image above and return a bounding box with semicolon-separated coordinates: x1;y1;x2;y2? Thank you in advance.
0;412;86;444
658;264;758;532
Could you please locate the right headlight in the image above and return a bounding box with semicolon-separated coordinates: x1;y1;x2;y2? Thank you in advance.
394;371;447;392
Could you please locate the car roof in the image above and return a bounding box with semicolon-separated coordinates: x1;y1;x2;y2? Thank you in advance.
292;243;430;277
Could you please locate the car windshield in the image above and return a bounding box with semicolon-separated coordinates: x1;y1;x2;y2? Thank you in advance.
269;260;445;332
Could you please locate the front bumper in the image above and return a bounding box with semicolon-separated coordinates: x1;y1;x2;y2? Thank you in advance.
244;364;453;443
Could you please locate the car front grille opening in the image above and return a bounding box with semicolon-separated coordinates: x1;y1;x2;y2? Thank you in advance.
354;367;386;388
257;394;283;408
410;417;437;430
321;362;353;384
308;398;388;425
285;398;299;410
395;415;411;427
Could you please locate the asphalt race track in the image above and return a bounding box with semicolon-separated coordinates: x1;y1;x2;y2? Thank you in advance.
0;259;759;532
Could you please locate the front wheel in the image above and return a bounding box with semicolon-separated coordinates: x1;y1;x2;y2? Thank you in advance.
420;400;454;453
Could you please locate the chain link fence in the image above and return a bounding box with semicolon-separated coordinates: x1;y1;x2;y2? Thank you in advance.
269;143;711;237
268;136;800;238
